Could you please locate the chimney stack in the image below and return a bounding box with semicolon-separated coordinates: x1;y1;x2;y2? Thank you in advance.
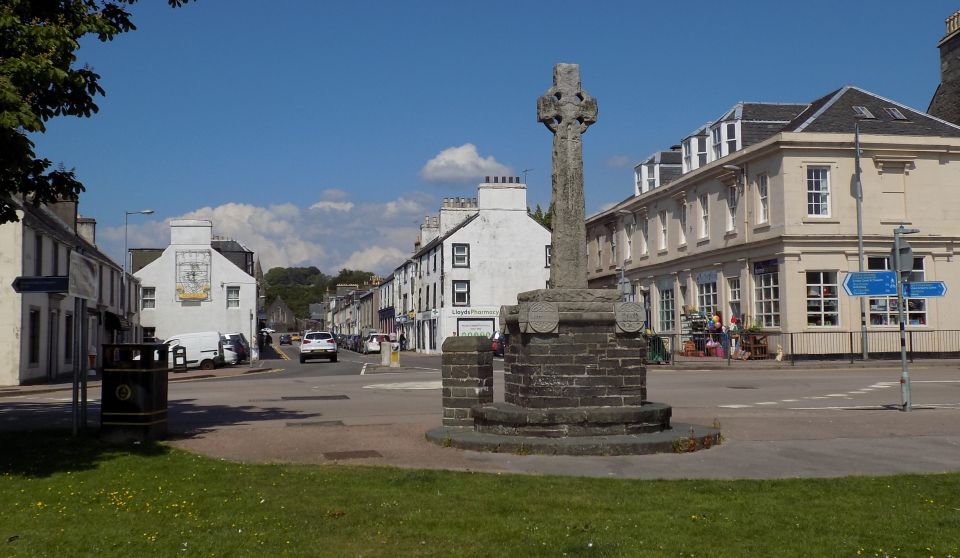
77;216;96;245
928;9;960;125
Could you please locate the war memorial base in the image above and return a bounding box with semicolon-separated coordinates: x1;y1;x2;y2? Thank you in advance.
426;289;721;456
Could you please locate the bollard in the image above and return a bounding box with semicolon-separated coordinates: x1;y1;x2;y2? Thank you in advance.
381;344;390;366
390;342;400;367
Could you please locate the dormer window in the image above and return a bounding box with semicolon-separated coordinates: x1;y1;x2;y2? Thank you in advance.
711;126;722;159
725;122;737;154
646;164;657;191
682;141;692;172
696;136;708;167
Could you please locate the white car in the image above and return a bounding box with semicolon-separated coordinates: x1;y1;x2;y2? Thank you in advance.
299;331;338;363
362;333;389;354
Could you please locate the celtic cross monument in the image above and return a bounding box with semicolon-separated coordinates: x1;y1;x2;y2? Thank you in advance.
537;64;597;290
428;64;719;455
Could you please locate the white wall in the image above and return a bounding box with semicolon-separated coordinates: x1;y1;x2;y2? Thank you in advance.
0;215;24;385
135;224;257;341
434;197;551;349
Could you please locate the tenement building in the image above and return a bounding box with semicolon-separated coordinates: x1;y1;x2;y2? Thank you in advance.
586;85;960;355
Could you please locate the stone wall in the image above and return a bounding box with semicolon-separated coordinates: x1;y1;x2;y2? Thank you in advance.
501;289;649;410
440;336;493;427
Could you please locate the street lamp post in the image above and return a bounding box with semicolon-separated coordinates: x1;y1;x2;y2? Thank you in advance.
854;121;869;360
123;209;154;341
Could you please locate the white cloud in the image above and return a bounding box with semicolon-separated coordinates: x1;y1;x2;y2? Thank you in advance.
310;200;354;211
104;193;434;276
420;143;511;183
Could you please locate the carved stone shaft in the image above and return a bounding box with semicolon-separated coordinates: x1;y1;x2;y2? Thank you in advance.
537;63;597;290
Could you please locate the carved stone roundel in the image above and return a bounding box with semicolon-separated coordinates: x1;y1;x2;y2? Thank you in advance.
615;302;645;333
528;302;560;333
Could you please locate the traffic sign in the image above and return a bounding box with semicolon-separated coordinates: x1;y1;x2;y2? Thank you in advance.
11;276;69;293
902;281;947;298
842;271;897;297
891;240;913;275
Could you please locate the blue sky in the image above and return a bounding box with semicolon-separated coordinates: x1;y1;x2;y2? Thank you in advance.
33;0;958;275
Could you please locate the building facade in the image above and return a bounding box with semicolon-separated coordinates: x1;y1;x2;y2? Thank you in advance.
402;178;552;353
0;198;140;386
586;86;960;356
134;220;258;342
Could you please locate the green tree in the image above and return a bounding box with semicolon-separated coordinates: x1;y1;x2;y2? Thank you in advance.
0;0;190;223
529;202;553;230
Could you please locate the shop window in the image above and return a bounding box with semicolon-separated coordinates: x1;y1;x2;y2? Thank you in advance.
806;271;839;327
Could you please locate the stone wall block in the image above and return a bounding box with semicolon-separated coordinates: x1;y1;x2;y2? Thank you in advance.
605;348;641;359
441;336;494;427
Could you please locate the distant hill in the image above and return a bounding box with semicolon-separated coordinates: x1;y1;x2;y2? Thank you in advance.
263;267;374;318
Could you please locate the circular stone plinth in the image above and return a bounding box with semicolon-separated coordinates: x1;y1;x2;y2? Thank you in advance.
425;423;721;456
472;402;672;437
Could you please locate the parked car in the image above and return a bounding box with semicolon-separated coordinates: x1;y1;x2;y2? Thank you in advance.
261;327;275;334
299;331;338;363
362;333;390;354
290;333;301;343
164;331;224;370
221;338;240;365
279;334;292;345
490;331;509;357
223;332;249;362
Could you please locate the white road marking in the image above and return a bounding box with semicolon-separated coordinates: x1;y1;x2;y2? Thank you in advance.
826;394;848;397
849;391;868;394
781;399;799;402
755;402;778;405
360;363;368;375
718;404;752;409
362;381;442;390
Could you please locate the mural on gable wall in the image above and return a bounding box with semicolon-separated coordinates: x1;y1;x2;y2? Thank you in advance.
175;250;211;301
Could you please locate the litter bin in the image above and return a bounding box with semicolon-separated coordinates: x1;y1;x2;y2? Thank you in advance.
100;343;169;442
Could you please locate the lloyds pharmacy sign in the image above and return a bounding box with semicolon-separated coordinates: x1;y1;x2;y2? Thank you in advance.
449;307;500;317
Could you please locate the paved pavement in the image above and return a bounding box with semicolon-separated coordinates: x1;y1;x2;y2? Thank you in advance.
2;350;959;480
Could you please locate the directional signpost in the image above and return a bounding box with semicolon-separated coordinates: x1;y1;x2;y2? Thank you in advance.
902;281;947;298
11;276;69;293
841;271;897;297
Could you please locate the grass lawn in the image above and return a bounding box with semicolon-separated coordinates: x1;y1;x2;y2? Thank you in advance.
1;431;959;557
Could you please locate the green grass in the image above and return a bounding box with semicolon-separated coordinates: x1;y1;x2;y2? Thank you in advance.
1;431;959;557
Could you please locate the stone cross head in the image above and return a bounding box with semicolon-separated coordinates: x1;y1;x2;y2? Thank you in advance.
537;63;597;135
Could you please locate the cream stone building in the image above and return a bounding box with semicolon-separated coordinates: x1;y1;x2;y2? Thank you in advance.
586;86;960;358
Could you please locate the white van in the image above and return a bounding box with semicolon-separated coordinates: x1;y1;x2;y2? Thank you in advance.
164;331;224;370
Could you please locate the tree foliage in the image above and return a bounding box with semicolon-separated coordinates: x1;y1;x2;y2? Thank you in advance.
262;266;375;319
528;202;553;230
0;0;190;223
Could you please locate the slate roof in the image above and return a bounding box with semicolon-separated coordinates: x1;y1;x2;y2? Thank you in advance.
740;102;808;122
17;200;122;272
412;212;480;258
782;86;960;137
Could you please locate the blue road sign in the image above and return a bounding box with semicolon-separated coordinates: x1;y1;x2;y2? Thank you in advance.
842;271;897;296
11;276;69;293
902;281;947;298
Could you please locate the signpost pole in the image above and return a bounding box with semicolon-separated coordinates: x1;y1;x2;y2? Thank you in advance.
893;225;919;412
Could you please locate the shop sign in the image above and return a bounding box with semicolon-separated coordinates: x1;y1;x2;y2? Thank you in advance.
753;259;779;275
695;270;717;284
448;306;501;317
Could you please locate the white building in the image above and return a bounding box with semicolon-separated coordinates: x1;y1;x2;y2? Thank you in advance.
0;198;140;386
134;220;258;342
409;177;552;353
